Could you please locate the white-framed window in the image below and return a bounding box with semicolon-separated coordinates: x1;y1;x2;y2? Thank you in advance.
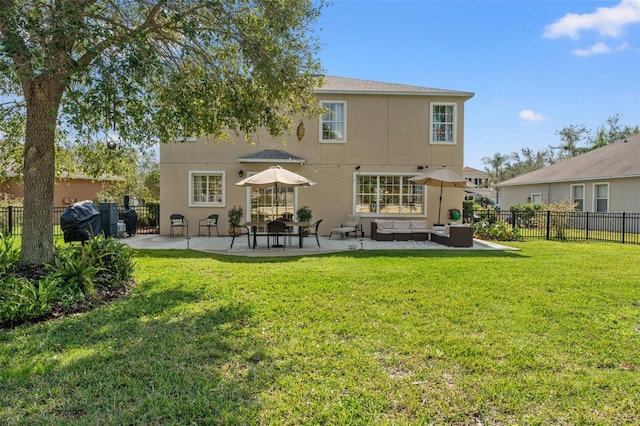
189;171;224;207
355;174;424;215
571;184;584;211
593;183;609;212
320;100;346;143
430;102;456;144
530;193;542;204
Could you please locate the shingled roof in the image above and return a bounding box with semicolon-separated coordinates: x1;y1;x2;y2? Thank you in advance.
316;75;474;98
499;134;640;186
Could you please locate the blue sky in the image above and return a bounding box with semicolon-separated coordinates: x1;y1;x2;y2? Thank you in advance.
314;0;640;170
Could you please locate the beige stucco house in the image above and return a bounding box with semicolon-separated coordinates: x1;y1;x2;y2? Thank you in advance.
1;171;116;207
498;134;640;212
159;75;474;236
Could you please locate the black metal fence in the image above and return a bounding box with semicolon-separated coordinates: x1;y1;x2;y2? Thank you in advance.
467;209;640;245
0;204;160;237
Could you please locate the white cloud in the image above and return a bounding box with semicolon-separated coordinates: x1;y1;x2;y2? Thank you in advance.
573;41;612;57
543;0;640;39
519;110;545;122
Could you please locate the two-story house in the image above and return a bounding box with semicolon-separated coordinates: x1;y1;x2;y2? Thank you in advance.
159;75;474;236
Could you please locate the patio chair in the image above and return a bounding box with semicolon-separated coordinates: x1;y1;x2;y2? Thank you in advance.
306;219;323;248
329;214;361;240
198;214;220;237
169;214;188;237
267;220;287;250
230;222;250;249
276;216;294;246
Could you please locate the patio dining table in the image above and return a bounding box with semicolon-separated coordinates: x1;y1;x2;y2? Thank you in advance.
244;221;311;249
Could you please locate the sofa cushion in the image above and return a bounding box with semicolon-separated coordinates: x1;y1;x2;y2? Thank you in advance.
376;220;395;234
409;220;428;230
392;220;412;233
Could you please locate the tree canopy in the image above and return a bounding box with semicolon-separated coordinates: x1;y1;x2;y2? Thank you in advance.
482;114;640;188
0;0;325;266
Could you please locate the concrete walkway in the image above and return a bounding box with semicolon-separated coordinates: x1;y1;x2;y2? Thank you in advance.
120;233;515;257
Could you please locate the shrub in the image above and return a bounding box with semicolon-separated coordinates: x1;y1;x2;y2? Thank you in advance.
474;220;522;241
82;235;135;289
1;235;135;327
0;232;19;277
0;275;59;326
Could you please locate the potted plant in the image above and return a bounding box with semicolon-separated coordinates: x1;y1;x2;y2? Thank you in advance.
296;206;312;236
227;205;244;236
296;206;312;223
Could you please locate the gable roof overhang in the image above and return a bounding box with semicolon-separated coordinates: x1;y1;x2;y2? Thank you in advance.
237;149;305;165
498;134;640;187
315;75;474;99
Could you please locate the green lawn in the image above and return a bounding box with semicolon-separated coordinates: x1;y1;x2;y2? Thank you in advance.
1;241;639;425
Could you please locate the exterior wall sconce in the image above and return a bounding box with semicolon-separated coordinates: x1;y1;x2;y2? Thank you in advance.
355;165;361;171
296;121;305;142
238;170;244;177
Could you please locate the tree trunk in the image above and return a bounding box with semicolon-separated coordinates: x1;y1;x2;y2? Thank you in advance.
19;77;64;267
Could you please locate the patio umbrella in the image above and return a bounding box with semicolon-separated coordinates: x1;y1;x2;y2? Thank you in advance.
409;168;471;225
235;165;316;218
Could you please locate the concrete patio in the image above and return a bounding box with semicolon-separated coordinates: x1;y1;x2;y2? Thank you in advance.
120;233;514;257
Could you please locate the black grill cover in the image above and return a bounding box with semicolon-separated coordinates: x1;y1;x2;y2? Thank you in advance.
61;200;102;243
118;209;138;235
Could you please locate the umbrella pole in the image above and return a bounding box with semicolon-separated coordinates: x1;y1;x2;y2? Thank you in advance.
437;182;443;225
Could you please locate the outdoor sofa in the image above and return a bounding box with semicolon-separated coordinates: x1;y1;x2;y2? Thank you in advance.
370;219;429;241
429;224;474;247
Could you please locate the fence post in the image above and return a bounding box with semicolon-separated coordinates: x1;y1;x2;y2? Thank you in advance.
545;210;551;240
7;205;13;236
585;212;589;240
622;212;626;244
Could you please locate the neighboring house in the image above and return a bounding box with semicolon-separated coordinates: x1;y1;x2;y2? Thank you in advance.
462;166;495;205
160;75;474;235
498;134;640;212
1;171;116;207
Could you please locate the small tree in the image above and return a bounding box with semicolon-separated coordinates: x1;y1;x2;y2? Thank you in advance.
543;198;578;239
0;1;325;266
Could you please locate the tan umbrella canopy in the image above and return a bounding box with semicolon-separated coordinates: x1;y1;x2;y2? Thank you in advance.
235;165;316;189
409;168;471;225
235;165;316;217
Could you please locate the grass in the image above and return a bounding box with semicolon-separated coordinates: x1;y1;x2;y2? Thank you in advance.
1;241;639;425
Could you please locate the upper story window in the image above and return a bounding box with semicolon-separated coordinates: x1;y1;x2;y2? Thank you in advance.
571;184;584;211
430;102;456;144
189;171;224;207
594;183;609;212
320;101;346;143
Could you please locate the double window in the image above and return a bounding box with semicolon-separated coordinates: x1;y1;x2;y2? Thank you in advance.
355;174;424;215
320;101;346;143
431;102;456;144
189;171;224;207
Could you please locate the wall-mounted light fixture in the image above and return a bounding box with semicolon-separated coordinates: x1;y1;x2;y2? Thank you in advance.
355;166;361;171
417;166;424;170
238;170;244;177
296;121;305;142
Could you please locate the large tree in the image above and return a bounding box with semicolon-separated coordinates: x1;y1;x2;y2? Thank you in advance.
0;0;324;266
